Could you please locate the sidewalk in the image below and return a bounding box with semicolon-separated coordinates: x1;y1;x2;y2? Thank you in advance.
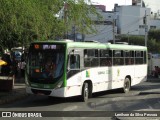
0;78;28;105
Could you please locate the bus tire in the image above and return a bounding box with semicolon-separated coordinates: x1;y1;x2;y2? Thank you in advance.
123;77;131;93
81;82;90;102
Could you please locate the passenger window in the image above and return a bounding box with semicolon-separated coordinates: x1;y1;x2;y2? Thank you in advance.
135;51;143;64
113;50;124;66
125;51;134;65
100;50;112;66
84;49;99;67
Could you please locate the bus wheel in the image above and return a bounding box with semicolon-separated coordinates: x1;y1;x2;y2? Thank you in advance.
81;82;89;102
123;78;131;93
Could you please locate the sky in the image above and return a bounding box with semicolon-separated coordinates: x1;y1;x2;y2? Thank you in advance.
90;0;132;11
91;0;160;13
143;0;160;13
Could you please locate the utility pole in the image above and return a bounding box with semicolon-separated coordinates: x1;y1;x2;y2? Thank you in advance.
145;10;148;47
113;8;116;44
127;31;129;44
113;18;115;44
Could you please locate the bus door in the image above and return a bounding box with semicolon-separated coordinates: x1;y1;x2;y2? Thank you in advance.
67;49;82;86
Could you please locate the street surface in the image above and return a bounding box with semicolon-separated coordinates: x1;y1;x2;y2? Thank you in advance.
0;77;160;120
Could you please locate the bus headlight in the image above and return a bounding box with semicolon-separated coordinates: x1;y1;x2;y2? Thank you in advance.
55;81;63;89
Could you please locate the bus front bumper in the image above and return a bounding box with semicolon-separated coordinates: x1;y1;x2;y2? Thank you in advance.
26;86;66;97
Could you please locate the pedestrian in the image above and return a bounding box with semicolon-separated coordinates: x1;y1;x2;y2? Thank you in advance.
18;58;26;78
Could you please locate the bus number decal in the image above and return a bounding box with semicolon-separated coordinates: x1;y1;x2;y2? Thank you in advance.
98;71;105;75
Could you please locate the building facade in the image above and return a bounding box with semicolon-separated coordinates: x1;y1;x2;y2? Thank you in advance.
57;2;160;43
115;5;150;36
84;6;116;42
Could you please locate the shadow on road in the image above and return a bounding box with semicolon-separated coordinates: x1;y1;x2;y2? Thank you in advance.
87;97;160;111
1;77;160;109
0;94;86;108
131;84;160;91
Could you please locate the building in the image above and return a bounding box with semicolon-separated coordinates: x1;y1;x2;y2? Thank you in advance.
85;3;150;42
115;1;160;36
57;1;160;43
85;2;151;42
115;4;150;36
84;5;116;42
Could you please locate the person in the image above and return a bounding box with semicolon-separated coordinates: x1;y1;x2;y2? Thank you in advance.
43;58;56;79
18;58;26;78
70;62;76;69
12;57;18;78
153;66;159;78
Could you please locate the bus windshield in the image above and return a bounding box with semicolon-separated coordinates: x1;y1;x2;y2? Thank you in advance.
27;44;65;82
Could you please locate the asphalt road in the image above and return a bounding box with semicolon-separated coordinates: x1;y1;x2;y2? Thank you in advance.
0;78;160;120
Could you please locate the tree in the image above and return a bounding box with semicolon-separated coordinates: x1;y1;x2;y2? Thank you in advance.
116;34;160;53
116;35;145;46
148;29;160;42
0;0;98;50
63;0;100;34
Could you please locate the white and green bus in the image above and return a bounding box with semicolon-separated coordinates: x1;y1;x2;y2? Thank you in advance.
25;40;147;102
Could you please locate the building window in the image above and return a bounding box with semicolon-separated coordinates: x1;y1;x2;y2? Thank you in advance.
93;21;112;25
139;25;145;29
150;26;156;29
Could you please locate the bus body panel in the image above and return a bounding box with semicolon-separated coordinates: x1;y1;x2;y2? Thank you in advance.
26;64;147;97
67;67;112;94
66;65;147;96
26;86;82;97
133;64;147;85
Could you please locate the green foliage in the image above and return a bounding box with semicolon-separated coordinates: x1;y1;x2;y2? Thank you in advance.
148;29;160;53
0;0;97;50
64;0;100;34
117;34;160;53
0;0;60;49
117;35;145;46
148;29;160;42
147;39;160;53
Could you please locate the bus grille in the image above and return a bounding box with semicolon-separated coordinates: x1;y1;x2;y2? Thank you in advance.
31;89;51;95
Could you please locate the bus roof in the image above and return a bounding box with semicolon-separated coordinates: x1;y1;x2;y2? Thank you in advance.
31;40;147;51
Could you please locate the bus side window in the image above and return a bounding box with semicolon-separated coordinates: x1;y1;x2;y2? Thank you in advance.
70;55;80;69
100;50;112;66
113;50;124;66
144;51;147;64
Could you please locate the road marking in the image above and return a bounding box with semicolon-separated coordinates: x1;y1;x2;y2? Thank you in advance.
63;106;78;111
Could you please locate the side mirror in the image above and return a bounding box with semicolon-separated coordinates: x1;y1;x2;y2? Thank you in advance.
67;67;70;72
